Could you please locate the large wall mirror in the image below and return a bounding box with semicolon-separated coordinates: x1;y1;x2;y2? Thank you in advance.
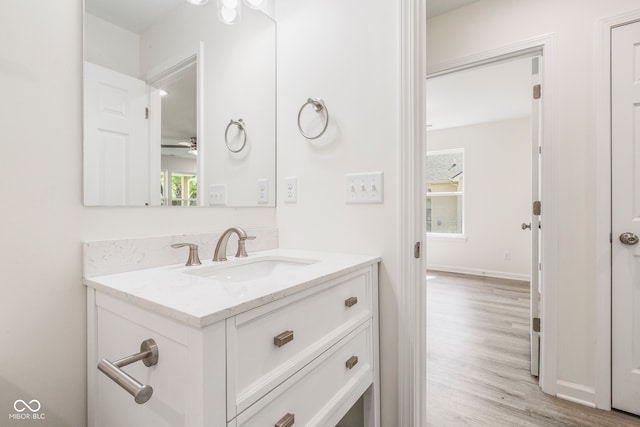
83;0;276;207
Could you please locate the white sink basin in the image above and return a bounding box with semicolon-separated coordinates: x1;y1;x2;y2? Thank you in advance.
186;256;318;283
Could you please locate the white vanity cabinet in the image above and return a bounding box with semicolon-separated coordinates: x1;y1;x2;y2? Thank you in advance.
86;252;379;427
87;291;228;427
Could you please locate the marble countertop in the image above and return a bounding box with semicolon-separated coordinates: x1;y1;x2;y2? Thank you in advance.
84;249;380;328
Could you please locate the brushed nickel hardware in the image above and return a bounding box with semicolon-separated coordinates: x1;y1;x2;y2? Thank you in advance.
225;119;247;153
275;412;295;427
533;84;541;99
414;241;421;258
145;107;149;119
533;317;541;333
346;355;359;369
297;98;329;139
533;201;541;215
345;296;358;308
521;223;532;230
620;232;640;246
171;243;202;266
274;330;294;347
213;227;256;261
97;338;159;404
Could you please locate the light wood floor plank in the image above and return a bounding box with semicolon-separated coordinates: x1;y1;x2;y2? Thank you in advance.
426;272;640;426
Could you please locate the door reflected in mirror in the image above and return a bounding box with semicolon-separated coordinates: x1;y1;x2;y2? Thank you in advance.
83;0;276;207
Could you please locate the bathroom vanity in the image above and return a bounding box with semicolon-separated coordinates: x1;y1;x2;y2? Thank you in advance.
85;249;380;427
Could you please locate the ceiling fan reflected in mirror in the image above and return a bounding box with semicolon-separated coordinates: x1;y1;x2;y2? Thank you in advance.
161;137;198;156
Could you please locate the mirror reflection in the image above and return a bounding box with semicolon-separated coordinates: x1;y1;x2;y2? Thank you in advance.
83;0;276;207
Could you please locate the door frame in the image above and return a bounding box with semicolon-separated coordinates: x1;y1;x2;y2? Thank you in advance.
422;33;559;397
398;0;426;425
595;9;640;411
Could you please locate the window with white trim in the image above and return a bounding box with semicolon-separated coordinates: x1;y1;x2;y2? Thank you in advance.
426;149;464;236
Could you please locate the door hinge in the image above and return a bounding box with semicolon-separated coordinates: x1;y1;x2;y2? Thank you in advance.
414;241;421;259
538;146;542;154
533;84;541;100
533;317;541;333
533;201;541;216
145;107;149;119
610;232;612;243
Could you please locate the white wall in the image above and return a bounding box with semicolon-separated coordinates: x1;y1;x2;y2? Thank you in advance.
0;1;276;426
427;118;531;281
84;13;140;77
427;0;640;404
161;155;197;174
276;0;400;425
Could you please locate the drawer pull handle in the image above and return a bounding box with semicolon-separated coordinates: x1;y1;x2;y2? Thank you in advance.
346;355;359;369
274;330;294;347
275;412;295;427
345;296;358;308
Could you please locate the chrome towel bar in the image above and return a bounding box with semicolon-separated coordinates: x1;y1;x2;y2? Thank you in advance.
97;338;159;404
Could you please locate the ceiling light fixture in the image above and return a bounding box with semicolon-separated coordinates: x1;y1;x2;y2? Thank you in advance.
243;0;264;9
218;0;241;24
186;0;209;5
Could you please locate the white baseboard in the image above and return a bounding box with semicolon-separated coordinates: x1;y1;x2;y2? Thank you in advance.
426;264;530;282
556;380;597;408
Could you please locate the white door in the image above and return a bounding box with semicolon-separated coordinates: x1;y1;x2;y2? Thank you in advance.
528;56;542;377
612;20;640;415
83;62;150;206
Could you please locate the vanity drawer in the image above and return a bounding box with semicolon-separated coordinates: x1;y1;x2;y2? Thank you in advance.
231;321;373;427
226;268;373;417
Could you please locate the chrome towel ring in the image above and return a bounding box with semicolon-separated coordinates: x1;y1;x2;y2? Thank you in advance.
225;119;247;152
297;98;329;140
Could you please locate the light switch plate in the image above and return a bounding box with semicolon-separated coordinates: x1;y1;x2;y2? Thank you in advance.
208;184;227;206
257;179;269;204
345;172;383;204
284;176;297;203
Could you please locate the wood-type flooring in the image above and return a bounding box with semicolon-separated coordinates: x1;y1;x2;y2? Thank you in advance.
426;272;640;426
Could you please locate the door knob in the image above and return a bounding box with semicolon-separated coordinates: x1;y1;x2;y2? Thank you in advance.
521;223;532;230
619;232;639;246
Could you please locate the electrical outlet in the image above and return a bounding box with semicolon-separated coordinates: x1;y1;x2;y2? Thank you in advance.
284;176;297;203
257;179;269;204
345;172;383;204
208;184;226;206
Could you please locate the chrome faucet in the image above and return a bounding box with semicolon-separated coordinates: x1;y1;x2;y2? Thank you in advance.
213;227;256;261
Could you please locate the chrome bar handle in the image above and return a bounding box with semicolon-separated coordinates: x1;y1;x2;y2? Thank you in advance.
345;296;358;308
97;338;159;404
275;413;295;427
345;355;359;369
274;330;294;347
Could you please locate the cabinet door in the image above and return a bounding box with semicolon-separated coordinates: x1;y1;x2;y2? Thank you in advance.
95;307;190;427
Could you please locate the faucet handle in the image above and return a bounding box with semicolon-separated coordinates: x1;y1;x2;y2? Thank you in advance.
235;235;256;258
171;243;202;266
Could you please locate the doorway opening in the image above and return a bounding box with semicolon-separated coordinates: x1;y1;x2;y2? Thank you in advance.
425;49;550;406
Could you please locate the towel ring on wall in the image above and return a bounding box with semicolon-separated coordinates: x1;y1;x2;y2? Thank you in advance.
225;119;247;153
297;98;329;140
